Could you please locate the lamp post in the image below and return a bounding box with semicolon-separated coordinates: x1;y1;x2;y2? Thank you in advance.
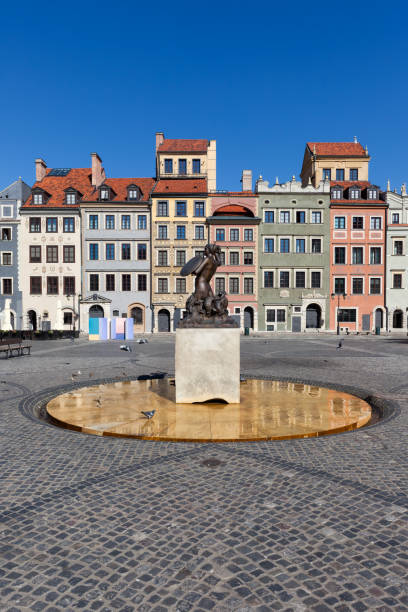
331;292;347;335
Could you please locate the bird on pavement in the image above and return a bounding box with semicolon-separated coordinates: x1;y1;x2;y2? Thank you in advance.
141;410;155;419
120;345;132;352
137;338;148;344
71;370;81;381
336;340;343;349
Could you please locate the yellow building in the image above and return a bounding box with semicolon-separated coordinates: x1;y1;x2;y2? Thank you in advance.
151;134;216;332
300;139;370;186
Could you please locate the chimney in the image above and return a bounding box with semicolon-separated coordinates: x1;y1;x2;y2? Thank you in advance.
353;136;358;143
91;152;105;187
156;132;164;151
35;158;47;182
241;170;252;191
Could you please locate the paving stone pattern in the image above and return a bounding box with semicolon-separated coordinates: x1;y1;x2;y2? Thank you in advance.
0;334;407;611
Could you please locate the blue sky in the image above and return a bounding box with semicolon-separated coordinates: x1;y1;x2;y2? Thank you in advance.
1;0;407;191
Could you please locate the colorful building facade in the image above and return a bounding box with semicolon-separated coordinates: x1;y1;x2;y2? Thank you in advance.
385;185;408;331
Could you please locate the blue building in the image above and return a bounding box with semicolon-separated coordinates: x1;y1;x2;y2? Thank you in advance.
0;178;31;330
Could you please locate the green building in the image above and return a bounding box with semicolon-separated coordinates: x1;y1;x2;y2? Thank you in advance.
256;176;331;332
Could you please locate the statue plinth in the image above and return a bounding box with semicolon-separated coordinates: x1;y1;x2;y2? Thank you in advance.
175;328;240;404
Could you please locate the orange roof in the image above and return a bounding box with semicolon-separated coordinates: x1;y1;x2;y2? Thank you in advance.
158;139;208;153
23;168;92;208
329;181;384;204
98;178;155;202
153;179;207;195
330;181;372;188
213;205;252;215
308;142;366;156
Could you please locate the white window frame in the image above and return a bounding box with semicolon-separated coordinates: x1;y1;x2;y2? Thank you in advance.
370;216;382;230
88;272;100;292
229;228;240;242
333;276;347;294
1;277;13;295
229;276;240;294
263;236;275;253
1;251;13;265
279;269;290;288
311;210;322;224
392;272;403;289
265;306;287;325
310;269;322;289
88;214;99;230
157;277;169;293
279;210;290;224
215;227;226;241
263;269;275;289
369;246;382;265
351;246;365;265
368;276;382;295
295;236;307;254
334;215;346;229
392;238;404;256
194;224;205;240
229;251;240;266
333;245;347;265
279;236;291;254
391;212;400;224
157;248;169;266
310;236;323;254
294;268;307;289
157;224;169;239
175;249;187;266
1;205;13;217
295;210;307;224
264;209;275;223
175;277;187;294
1;226;12;241
351;276;364;295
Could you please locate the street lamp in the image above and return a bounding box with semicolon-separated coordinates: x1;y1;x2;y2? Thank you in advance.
331;292;347;335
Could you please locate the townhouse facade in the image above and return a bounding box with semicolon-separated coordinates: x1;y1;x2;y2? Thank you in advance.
256;176;331;332
0;178;31;330
385;185;408;331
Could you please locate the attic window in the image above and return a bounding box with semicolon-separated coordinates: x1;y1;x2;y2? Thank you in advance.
66;192;76;205
331;188;343;199
367;189;378;199
128;187;139;200
100;188;109;200
33;193;43;205
350;188;360;199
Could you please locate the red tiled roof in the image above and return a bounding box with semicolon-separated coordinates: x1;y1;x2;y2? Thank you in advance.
213;205;253;216
97;178;155;202
153;179;207;194
330;181;372;188
23;168;93;208
158;139;208;153
329;181;384;204
308;142;366;156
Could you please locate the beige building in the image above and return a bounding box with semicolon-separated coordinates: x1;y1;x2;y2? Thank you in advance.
300;139;370;187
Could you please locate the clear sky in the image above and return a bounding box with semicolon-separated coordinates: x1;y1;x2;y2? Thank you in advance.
1;0;407;192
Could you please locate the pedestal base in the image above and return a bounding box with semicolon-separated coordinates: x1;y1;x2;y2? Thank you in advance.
175;328;240;403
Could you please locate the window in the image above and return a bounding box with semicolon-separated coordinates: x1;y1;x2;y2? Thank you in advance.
46;217;57;232
280;211;290;223
176;278;186;293
370;247;381;264
338;309;356;322
63;246;75;263
164;159;173;174
121;243;131;260
266;310;275;323
1;228;12;240
352;278;363;294
336;169;344;181
158;225;168;239
113;309;119;316
29;246;41;262
311;239;321;253
368;189;378;199
352;247;363;265
89;215;98;229
176;225;186;240
334;216;345;229
128;188;138;200
244;229;253;241
63;277;75;294
311;271;321;288
105;215;115;230
215;277;225;293
296;239;305;253
296;211;305;224
264;238;274;253
47;276;58;294
194;201;205;217
323;169;331;180
352;217;364;229
89;244;99;260
106;243;115;260
66;192;76;205
157;201;168;216
280;271;289;287
138;215;147;230
334;247;346;264
244;252;253;265
195;225;205;240
216;229;225;241
392;213;400;224
244;278;254;294
158;250;168;266
1;278;11;294
89;274;99;291
122;274;131;291
176;250;186;266
138;244;147;260
350;188;360;199
393;274;402;289
230;229;239;241
30;276;42;294
349;169;358;181
121;215;131;229
46;246;58;263
280;238;290;253
2;206;12;217
295;271;305;288
311;211;321;223
264;211;274;223
64;312;73;325
176;201;187;216
63;217;75;233
1;252;11;266
331;188;342;199
100;188;109;200
370;278;381;294
277;309;286;322
394;241;403;255
219;251;225;265
229;278;239;293
192;159;201;174
158;278;168;293
370;217;382;229
106;274;115;291
138;274;147;291
178;159;187;174
33;193;43;205
230;252;239;265
334;278;346;294
264;271;274;288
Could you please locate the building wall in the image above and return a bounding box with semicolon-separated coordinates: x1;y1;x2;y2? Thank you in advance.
385;189;408;331
305;156;370;187
156;139;216;190
257;178;331;332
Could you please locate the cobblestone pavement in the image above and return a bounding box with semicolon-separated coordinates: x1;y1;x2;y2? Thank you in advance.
1;334;407;611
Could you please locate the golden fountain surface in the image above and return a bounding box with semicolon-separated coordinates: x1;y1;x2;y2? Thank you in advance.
46;379;372;442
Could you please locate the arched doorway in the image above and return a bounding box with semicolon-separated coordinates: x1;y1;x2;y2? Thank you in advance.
244;307;254;329
393;310;403;329
28;310;37;331
89;305;104;318
130;305;144;333
158;309;170;332
306;304;321;329
375;308;383;329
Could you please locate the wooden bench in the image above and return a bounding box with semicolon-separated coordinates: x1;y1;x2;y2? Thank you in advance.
0;341;32;358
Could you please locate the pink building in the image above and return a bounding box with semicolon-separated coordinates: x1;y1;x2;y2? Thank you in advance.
207;188;260;330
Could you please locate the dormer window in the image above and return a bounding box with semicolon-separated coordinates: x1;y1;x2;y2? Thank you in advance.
127;186;139;200
33;193;43;205
100;187;109;200
331;187;343;199
367;188;378;199
349;187;360;199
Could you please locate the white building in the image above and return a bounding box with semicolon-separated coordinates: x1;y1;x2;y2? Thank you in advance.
385;184;408;331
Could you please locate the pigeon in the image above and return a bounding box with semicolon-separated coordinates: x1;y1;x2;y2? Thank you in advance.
336;340;343;349
120;345;132;352
71;370;81;381
137;338;148;344
96;397;102;407
141;410;155;419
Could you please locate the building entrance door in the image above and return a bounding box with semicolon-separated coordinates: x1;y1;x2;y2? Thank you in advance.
244;307;254;329
130;306;144;333
291;316;301;332
306;304;321;328
362;314;370;331
158;309;170;332
375;309;383;329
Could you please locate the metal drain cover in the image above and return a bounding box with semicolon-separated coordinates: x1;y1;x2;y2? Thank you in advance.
201;458;223;467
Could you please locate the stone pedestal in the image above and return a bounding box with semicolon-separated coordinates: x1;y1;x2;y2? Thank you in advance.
175;328;240;403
